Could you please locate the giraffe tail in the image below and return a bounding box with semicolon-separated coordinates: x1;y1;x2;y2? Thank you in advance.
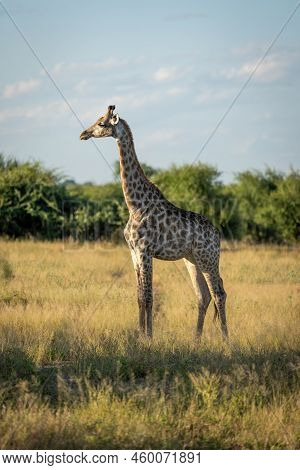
213;302;220;323
213;276;224;323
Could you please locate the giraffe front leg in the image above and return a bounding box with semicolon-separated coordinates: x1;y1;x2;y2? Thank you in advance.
137;252;153;338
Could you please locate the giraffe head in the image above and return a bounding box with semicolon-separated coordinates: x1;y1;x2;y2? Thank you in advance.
80;105;120;140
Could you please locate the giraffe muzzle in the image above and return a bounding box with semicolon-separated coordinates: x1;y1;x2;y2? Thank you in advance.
80;129;92;140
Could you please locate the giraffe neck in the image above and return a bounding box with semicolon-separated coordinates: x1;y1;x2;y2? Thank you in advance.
116;120;158;214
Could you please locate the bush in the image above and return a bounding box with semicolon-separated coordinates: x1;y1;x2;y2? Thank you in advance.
229;168;299;243
267;171;300;242
0;154;299;243
0;155;68;239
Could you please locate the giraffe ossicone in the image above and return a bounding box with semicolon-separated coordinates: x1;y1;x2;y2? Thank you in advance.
80;105;228;339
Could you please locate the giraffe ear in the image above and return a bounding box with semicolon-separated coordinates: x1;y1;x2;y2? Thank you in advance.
111;113;119;125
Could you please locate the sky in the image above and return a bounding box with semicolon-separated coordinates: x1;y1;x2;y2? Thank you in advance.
0;0;299;184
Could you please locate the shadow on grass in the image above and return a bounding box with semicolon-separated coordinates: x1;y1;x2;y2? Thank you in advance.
0;347;36;382
57;331;299;405
1;333;299;404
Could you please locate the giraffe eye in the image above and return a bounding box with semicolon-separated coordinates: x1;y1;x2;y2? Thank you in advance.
99;122;105;127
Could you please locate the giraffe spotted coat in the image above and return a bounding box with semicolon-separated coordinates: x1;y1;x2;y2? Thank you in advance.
80;106;228;339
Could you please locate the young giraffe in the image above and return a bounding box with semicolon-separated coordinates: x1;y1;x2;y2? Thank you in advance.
80;105;228;339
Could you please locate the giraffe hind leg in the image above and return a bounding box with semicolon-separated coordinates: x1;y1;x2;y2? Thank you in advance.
136;251;153;338
130;249;145;334
202;271;228;339
212;277;224;323
184;258;212;337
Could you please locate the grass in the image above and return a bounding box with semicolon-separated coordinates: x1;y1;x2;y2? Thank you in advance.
0;240;299;449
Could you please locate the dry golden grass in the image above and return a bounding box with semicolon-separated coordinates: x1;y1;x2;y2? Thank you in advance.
0;240;299;449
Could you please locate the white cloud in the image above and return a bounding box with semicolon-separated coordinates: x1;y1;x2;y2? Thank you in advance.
79;91;161;121
3;79;40;98
220;54;288;83
146;129;178;143
125;92;161;108
0;100;71;123
74;79;91;94
139;129;182;149
166;86;187;96
44;57;131;77
238;132;272;155
231;43;267;57
105;91;161;110
153;66;178;82
196;87;234;104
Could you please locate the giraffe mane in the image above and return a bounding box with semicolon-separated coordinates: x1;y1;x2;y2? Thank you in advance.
118;116;168;201
120;118;134;142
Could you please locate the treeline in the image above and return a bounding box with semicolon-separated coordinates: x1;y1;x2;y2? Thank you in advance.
0;154;299;243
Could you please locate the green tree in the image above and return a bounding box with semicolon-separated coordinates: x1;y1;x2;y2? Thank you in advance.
229;169;284;242
66;180;128;242
0;155;69;239
268;170;300;242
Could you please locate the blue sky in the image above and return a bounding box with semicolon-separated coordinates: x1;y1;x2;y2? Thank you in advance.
0;0;299;184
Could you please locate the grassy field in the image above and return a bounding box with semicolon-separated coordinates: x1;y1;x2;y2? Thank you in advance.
0;240;299;449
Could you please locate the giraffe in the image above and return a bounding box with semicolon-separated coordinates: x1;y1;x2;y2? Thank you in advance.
80;105;228;339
